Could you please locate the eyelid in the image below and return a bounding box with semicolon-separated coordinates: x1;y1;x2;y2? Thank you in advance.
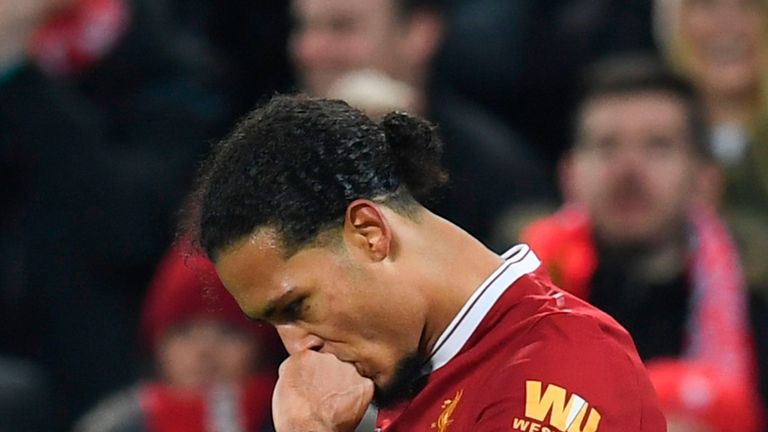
277;296;306;323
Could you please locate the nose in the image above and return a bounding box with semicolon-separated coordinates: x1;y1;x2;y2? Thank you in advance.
276;323;324;355
610;142;647;169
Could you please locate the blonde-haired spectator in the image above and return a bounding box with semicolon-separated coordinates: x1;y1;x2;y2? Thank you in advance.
655;0;768;288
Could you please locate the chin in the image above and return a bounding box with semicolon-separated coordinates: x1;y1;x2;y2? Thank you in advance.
606;231;656;247
371;353;431;409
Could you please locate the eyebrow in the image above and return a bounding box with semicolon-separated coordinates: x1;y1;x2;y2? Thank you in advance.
247;290;294;322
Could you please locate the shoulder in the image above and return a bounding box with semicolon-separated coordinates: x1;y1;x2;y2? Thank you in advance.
504;309;642;381
472;308;665;431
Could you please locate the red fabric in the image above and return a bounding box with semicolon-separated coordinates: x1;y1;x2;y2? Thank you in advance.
139;373;276;432
377;263;665;431
140;385;206;432
648;359;758;432
240;374;276;430
140;241;280;355
522;204;763;427
520;204;597;299
29;0;130;76
687;207;755;384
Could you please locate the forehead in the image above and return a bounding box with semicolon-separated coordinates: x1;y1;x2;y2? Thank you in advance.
682;0;765;11
214;234;288;318
292;0;398;22
214;232;344;319
580;91;690;133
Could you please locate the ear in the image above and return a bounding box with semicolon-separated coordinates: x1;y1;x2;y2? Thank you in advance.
558;152;578;202
402;11;443;68
343;199;392;262
692;160;724;207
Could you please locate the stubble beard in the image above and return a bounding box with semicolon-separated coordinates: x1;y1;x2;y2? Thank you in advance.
371;352;432;409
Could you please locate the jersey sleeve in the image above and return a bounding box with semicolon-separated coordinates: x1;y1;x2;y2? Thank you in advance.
472;312;667;432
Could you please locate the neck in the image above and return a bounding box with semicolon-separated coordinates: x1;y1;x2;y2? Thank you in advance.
404;210;503;358
703;87;760;126
597;231;689;285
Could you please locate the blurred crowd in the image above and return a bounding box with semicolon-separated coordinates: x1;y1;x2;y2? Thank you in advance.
0;0;766;431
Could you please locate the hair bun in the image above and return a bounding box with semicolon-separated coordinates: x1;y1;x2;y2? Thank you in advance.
380;111;447;202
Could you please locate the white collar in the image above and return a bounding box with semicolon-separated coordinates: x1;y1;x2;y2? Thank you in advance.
427;244;541;373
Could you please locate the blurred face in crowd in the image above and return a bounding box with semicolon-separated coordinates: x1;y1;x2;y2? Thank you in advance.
157;320;259;389
666;416;716;432
215;220;429;407
678;0;767;98
567;91;703;248
289;0;439;97
0;0;75;21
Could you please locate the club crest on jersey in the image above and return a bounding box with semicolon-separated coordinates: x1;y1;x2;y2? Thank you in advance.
430;389;463;432
512;381;601;432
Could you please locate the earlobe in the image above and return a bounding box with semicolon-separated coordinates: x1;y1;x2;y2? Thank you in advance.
405;11;443;67
344;200;392;262
558;155;577;202
693;161;724;207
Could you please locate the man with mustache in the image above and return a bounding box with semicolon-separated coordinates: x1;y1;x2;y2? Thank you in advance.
523;54;767;431
287;0;553;246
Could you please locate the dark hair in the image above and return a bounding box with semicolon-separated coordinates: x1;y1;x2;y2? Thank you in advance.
187;94;447;259
573;53;710;157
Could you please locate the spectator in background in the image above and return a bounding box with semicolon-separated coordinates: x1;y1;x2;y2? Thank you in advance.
289;0;442;111
437;0;658;170
2;0;230;427
30;0;229;261
649;359;760;432
1;0;146;428
520;55;766;430
655;0;768;291
75;240;281;432
288;0;553;246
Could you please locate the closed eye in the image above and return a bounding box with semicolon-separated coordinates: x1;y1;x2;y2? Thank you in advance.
278;296;306;323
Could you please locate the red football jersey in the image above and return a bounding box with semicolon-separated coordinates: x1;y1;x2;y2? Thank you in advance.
376;245;666;432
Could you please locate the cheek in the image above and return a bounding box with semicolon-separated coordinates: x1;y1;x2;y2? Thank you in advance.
679;3;723;46
287;32;306;64
648;161;696;213
573;159;609;203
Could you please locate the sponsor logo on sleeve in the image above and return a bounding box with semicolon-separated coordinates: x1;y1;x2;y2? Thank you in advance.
512;381;601;432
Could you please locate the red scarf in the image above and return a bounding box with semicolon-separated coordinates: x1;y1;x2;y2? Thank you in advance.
29;0;130;76
522;204;758;389
138;374;275;432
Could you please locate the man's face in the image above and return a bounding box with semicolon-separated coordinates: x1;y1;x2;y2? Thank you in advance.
569;92;701;247
157;320;258;389
679;0;766;98
289;0;409;96
215;231;426;400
